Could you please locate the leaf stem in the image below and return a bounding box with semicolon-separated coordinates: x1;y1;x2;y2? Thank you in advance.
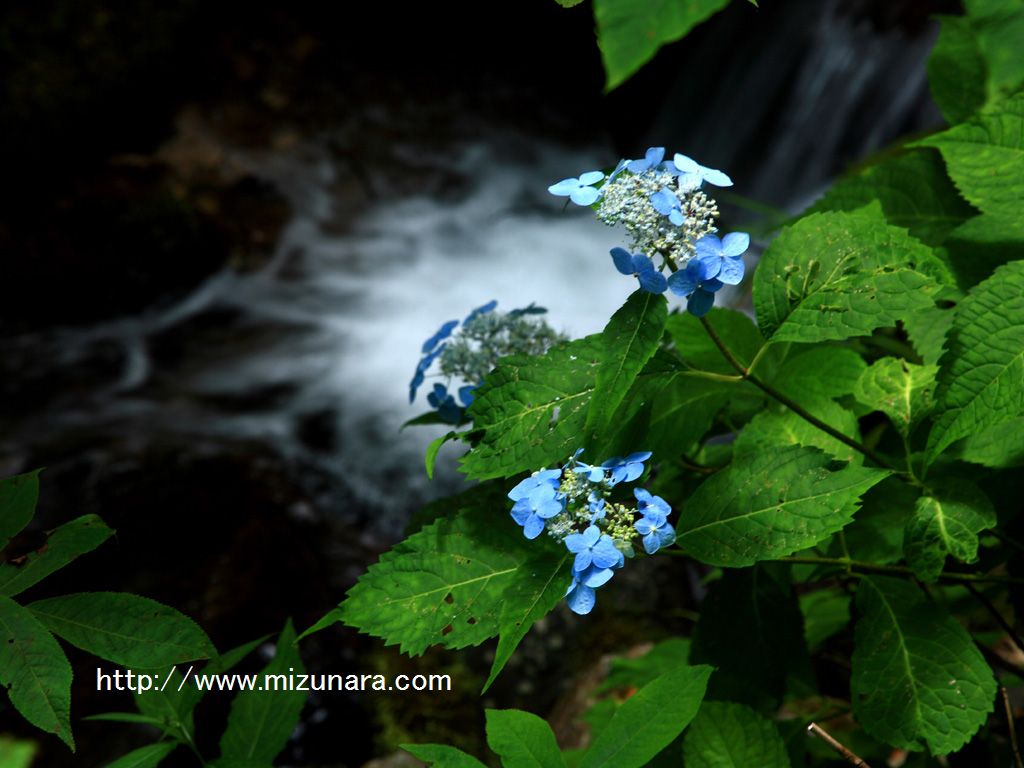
807;722;871;767
699;316;900;473
776;556;1024;585
1003;686;1024;768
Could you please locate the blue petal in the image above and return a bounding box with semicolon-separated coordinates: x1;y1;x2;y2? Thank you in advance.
523;515;545;539
566;583;596;614
422;320;459;354
582;566;614;588
677;172;702;192
626;157;650;174
687;289;716;317
697;254;722;281
578;170;606;186
458;385;477;406
511;504;532;526
658;524;676;549
694;234;723;260
704;278;725;293
437;400;462;424
625;451;652;463
426;383;448;408
643;530;662;555
564;533;587;553
635;517;655;536
622;461;645;483
673;154;700;174
409;369;425;403
649;189;677;216
634;488;653;504
571;186;601;206
537;498;565;519
646;147;666;166
721;232;750;257
701;167;733;187
610;247;634;275
464;300;498;323
717;256;745;285
638;269;668;294
607;159;629;183
591;538;621;569
667;268;697;297
573;550;594;573
548;178;579;196
581;525;601;547
668;210;685;226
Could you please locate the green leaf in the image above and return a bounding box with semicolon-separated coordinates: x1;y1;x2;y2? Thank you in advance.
85;711;170;726
956;415;1024;467
926;260;1024;463
0;595;73;749
580;664;713;768
682;701;791;768
902;294;958;365
460;336;602;480
677;446;889;567
917;92;1024;220
666;308;764;374
733;399;862;465
854;358;938;437
484;548;571;692
340;496;570;658
636;372;737;461
808;149;977;246
943;212;1024;288
28;592;214;668
485;709;566;768
0;736;37;768
601;637;690;692
799;589;851;652
105;743;178;768
219;620;305;764
834;476;915;564
754;211;941;343
585;291;667;440
0;514;114;597
691;565;807;703
0;470;41;547
402;743;489;768
593;0;732;91
554;0;586;6
426;431;464;479
904;479;997;582
851;576;996;754
764;345;867;402
928;15;988;124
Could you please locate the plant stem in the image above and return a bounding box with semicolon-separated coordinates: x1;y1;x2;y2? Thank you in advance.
777;556;1024;585
699;316;900;474
1003;686;1024;768
807;722;871;767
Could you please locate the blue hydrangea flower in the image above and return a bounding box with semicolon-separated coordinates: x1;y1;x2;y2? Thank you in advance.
667;259;724;317
626;147;666;174
427;384;462;424
564;525;622;574
671;153;733;192
649;188;685;226
635;513;676;555
464;300;497;324
610;248;668;294
409;344;447;403
422;320;459;354
548;171;606;206
565;564;615;615
587;492;606;521
606;158;629;184
570;449;607;483
694;233;749;286
508;470;564;539
601;451;653;485
634;488;671;519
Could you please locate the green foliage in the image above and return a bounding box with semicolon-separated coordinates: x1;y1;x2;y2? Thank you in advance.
754;210;943;343
903;480;997;582
339;491;569;680
579;665;712;768
486;709;567;768
593;0;733;91
461;335;602;480
809;149;977;246
0;470;40;547
677;446;888;567
219;621;306;763
682;701;791;768
402;743;489;767
585;290;667;439
28;592;215;668
853;357;937;437
851;577;997;754
666;308;763;373
799;589;850;652
0;595;74;749
0;514;113;597
104;743;178;768
926;260;1024;463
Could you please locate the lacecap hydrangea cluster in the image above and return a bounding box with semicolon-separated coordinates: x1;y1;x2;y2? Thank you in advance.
508;449;675;615
409;300;567;423
548;147;750;317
